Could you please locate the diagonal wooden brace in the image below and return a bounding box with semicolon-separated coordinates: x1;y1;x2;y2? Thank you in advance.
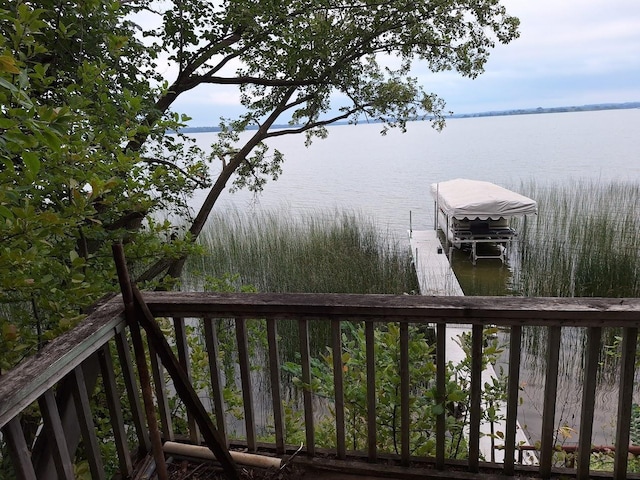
113;243;239;480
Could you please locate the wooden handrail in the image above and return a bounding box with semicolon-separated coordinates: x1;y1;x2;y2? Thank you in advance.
1;292;639;480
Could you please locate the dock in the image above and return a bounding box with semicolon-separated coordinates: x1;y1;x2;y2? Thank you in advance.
409;230;536;465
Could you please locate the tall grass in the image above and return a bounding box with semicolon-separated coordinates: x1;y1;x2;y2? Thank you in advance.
184;209;418;295
511;180;640;297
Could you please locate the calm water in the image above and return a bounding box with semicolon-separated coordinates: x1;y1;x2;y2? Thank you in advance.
191;108;640;239
188;108;640;449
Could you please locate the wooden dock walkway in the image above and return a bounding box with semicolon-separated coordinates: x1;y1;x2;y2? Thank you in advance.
409;230;536;465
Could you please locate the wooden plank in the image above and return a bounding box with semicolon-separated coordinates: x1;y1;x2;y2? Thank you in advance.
125;282;239;479
204;318;228;445
38;389;75;480
149;344;174;441
2;417;37;480
576;327;602;480
468;324;483;473
235;317;257;451
266;318;285;454
114;329;150;452
113;245;169;480
436;322;446;470
409;230;464;296
331;319;346;459
614;327;638;478
0;300;124;429
365;321;377;462
98;344;133;476
70;365;106;480
142;291;640;325
400;322;410;466
32;356;101;480
539;326;562;477
503;325;522;475
298;317;315;456
174;316;200;444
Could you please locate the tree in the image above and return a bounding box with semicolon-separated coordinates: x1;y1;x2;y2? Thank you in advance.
0;0;519;368
135;0;520;280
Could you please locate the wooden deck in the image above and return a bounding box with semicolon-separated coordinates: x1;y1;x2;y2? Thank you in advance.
409;230;536;465
409;230;464;296
2;292;640;479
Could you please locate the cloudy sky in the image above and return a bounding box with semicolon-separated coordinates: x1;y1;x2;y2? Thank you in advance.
173;0;640;125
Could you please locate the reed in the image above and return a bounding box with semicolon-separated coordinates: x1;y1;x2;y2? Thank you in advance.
511;180;640;298
184;209;418;295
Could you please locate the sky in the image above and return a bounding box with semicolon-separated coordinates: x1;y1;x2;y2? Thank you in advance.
171;0;640;126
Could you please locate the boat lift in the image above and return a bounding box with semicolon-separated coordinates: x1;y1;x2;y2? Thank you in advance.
431;179;537;265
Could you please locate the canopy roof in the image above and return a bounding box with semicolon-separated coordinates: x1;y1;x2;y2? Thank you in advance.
430;179;537;220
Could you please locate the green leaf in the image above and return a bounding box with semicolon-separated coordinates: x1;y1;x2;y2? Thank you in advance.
22;151;41;178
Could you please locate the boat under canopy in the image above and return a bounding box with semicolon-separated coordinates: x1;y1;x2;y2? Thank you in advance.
430;179;537;263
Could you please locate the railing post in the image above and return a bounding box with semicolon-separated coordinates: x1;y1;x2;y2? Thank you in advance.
468;324;484;473
365;321;377;462
298;318;315;456
436;322;446;470
540;326;562;478
614;327;638;478
504;325;522;475
331;318;346;459
236;317;257;451
266;318;286;454
400;322;410;466
576;327;602;480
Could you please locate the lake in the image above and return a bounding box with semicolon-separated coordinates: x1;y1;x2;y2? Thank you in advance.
190;108;640;239
187;108;640;449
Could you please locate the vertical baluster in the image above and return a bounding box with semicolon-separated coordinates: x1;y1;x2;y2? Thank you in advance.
174;316;200;444
576;327;601;480
614;327;637;478
267;318;286;454
204;317;228;445
504;325;522;475
38;389;74;480
436;322;446;470
2;417;37;480
365;320;377;462
298;318;315;456
331;319;346;458
540;325;562;477
98;344;133;476
235;317;256;451
114;329;150;452
400;322;410;466
70;365;106;480
149;344;174;441
468;324;483;472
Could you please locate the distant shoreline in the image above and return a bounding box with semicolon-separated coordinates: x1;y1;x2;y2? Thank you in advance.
177;101;640;133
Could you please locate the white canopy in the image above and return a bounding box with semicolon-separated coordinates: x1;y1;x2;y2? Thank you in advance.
430;179;537;220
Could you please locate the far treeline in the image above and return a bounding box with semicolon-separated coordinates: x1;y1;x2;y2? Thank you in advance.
179;101;640;133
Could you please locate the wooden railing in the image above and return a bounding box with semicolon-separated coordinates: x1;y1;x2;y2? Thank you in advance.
0;292;639;479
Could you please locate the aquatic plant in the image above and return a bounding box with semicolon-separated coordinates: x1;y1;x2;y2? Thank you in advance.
511;180;640;297
184;209;418;295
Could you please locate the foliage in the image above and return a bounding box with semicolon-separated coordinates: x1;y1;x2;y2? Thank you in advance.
283;322;507;459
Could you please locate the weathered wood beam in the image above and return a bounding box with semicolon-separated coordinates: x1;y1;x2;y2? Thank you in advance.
2;417;37;480
299;317;315;457
235;317;257;451
204;318;228;445
266;317;286;454
113;244;239;479
331;319;346;459
98;344;134;477
142;292;640;325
